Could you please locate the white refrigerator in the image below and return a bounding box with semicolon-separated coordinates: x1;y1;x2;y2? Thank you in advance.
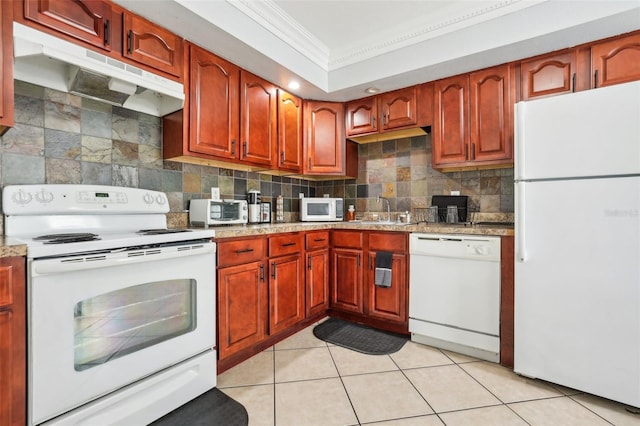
514;81;640;407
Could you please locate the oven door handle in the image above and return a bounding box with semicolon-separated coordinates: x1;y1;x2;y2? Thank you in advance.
32;243;216;275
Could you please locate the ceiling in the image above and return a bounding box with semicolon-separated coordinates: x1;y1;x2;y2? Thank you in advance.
112;0;640;101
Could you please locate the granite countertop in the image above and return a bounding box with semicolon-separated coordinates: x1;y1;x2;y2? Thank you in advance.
211;221;514;239
0;236;28;258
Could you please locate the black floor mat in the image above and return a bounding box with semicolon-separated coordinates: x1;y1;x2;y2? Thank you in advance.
313;317;408;355
151;387;248;426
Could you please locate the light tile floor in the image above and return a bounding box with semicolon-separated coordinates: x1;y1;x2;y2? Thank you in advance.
217;321;640;426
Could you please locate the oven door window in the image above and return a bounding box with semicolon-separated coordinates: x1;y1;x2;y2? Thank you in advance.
74;279;196;371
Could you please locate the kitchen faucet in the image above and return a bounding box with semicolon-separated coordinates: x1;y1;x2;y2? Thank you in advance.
377;196;391;222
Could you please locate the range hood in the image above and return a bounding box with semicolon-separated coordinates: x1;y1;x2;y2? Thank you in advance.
13;22;184;116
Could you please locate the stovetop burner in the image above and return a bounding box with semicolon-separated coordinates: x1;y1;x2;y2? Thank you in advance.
136;229;192;235
33;233;102;244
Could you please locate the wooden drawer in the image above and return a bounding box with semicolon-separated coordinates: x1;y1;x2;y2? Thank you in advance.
217;237;266;268
305;231;329;250
269;233;303;257
368;232;407;253
331;230;363;249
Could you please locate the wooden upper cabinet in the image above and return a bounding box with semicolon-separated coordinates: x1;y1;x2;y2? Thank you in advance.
469;64;513;163
303;101;346;175
520;51;578;100
122;13;183;77
591;32;640;88
380;86;417;130
0;0;14;136
277;89;303;172
433;74;469;166
240;71;277;168
433;64;514;169
187;44;239;160
23;0;112;51
345;96;378;137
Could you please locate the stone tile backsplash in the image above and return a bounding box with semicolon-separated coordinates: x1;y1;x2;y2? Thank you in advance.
0;81;513;230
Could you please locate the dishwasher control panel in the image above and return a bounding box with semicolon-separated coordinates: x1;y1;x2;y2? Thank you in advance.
409;233;501;261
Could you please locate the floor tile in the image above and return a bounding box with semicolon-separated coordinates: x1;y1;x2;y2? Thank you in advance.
273;324;328;350
342;370;433;423
390;341;453;369
405;364;501;413
222;384;274;426
441;349;482;364
460;361;563;403
217;350;274;388
275;378;358;426
363;414;445;425
274;347;339;382
572;393;640;426
509;396;612;425
329;346;398;376
438;405;528;425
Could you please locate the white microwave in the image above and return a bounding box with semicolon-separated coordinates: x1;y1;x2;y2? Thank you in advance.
189;199;248;226
300;198;344;222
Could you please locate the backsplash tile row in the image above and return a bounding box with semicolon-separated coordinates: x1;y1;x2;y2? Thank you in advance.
0;82;513;229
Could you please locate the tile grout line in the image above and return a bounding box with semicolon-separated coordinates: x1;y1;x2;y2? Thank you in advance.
325;343;363;425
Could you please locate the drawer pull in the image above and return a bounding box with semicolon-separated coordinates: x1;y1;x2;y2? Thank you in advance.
313;238;326;242
281;242;296;247
235;248;254;254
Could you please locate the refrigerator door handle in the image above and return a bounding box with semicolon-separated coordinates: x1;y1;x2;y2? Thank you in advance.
516;183;526;262
515;102;526;179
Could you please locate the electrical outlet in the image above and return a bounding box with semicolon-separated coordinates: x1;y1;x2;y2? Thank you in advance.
451;190;460;196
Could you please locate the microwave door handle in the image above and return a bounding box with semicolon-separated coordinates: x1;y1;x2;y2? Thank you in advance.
330;202;334;218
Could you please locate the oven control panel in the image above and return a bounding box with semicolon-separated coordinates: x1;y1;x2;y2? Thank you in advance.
2;184;170;215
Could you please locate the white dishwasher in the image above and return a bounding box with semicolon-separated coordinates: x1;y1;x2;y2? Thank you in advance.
409;233;501;362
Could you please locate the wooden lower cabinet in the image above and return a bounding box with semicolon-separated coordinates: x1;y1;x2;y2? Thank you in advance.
268;233;305;335
0;256;27;426
330;230;408;333
305;231;330;317
217;260;268;359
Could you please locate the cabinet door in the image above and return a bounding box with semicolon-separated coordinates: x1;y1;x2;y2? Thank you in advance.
331;248;363;314
0;0;13;135
0;257;26;426
277;89;303;172
188;45;239;160
345;96;378;136
520;51;577;100
122;13;183;78
24;0;112;51
269;254;305;335
217;262;267;359
306;248;329;317
433;75;469;166
241;71;277;167
469;64;514;163
304;101;346;175
365;252;407;323
591;33;640;88
380;87;417;130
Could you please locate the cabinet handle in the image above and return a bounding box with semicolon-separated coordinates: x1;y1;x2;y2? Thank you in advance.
271;261;276;279
231;140;236;155
382;114;386;125
281;242;296;247
243;141;248;157
471;142;476;160
259;264;265;281
357;254;360;267
235;248;254;254
571;73;576;93
104;20;110;45
127;30;133;54
313;238;326;242
465;144;469;160
308;255;312;270
594;70;599;89
308;158;312;169
281;151;285;164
